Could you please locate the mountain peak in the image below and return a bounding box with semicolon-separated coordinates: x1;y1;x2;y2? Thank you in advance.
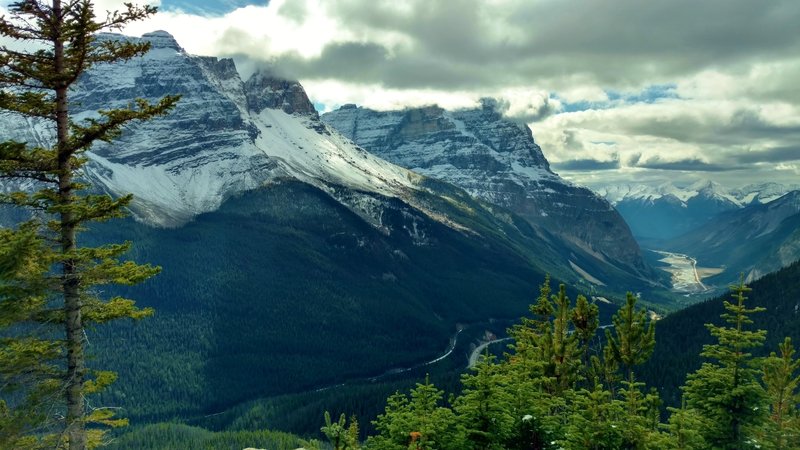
244;70;318;117
141;30;183;51
322;104;652;280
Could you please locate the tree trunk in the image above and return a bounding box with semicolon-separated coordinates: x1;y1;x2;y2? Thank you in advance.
53;1;86;448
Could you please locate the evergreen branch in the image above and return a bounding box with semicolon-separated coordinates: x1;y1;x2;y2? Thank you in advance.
0;89;56;119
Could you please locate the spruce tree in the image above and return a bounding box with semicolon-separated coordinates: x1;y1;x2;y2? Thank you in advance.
455;354;514;450
605;292;655;387
368;376;463;450
321;411;360;450
0;1;178;448
761;337;800;449
571;293;599;373
682;278;768;449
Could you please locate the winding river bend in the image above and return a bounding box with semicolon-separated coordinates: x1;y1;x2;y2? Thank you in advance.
652;250;709;293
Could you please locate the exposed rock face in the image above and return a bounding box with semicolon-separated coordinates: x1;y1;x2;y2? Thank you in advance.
0;30;656;286
245;71;318;117
323;101;651;279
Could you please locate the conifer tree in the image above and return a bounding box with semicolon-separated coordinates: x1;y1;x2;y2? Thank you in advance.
605;292;655;387
561;381;625;450
571;294;599;372
455;354;514;450
321;411;360;450
656;399;707;450
683;278;768;449
511;282;583;395
368;376;463;450
761;337;800;449
0;1;178;448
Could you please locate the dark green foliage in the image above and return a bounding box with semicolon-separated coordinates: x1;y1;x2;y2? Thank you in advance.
78;183;620;423
103;423;306;450
605;293;656;384
367;376;463;450
562;382;625;450
358;275;800;449
365;277;665;449
321;411;360;450
454;355;514;449
760;338;800;449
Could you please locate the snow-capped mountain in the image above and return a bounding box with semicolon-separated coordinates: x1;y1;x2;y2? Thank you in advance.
595;180;799;241
3;31;419;228
599;180;741;206
0;30;666;293
322;102;654;284
730;182;800;205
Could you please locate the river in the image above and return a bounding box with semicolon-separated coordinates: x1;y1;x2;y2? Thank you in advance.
652;250;709;293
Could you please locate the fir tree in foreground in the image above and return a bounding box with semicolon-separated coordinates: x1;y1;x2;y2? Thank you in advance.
0;1;178;449
683;278;768;449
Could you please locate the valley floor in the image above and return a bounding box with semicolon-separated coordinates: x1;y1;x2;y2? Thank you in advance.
652;250;722;294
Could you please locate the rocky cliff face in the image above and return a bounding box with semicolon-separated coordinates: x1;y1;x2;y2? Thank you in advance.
323;101;651;282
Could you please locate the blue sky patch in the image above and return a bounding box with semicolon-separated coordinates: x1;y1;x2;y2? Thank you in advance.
606;84;678;104
160;0;267;16
557;84;679;113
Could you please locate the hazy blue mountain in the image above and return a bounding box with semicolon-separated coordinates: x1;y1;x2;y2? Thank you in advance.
597;180;798;241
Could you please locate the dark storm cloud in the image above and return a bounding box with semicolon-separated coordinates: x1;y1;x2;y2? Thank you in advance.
489;96;560;122
553;158;620;171
613;107;800;148
636;156;733;172
270;41;502;89
287;0;800;90
735;147;800;164
626;153;642;166
273;42;390;80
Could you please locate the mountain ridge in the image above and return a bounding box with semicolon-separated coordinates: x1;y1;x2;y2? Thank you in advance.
322;102;655;285
595;180;799;241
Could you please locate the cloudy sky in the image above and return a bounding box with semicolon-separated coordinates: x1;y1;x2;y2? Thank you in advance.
4;0;799;188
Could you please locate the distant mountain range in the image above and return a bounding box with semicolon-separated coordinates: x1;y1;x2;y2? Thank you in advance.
596;180;799;241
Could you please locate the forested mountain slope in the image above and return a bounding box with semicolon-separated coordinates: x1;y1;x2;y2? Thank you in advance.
0;31;666;424
640;260;800;406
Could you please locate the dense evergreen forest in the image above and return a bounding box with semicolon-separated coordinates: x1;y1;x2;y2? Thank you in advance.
0;2;797;449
